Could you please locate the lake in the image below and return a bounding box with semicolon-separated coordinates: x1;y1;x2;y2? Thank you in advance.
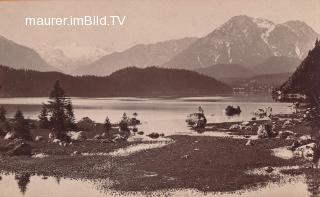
0;95;292;135
0;168;314;197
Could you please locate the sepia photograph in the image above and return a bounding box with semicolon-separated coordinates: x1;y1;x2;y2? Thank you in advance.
0;0;319;196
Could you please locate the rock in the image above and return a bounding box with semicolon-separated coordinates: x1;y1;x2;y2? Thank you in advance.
100;139;114;143
257;123;276;138
294;143;317;161
251;117;257;121
229;124;240;130
225;105;241;116
35;136;44;142
244;126;253;131
242;121;250;126
181;155;190;159
257;125;268;138
299;135;312;142
94;134;103;140
245;139;253;146
32;153;49;158
265;167;274;173
137;131;144;135
4;132;16;140
58;142;67;146
186;113;207;128
67;131;86;142
282;120;293;128
72;151;81;155
114;134;126;141
159;133;165;137
147;132;160;139
42;176;48;180
48;132;54;140
7;143;32;156
279;130;296;139
52;139;61;144
132;128;138;132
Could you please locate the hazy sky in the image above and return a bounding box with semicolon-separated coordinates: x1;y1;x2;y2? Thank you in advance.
0;0;319;51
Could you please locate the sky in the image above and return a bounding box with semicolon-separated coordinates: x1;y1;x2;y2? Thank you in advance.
0;0;319;51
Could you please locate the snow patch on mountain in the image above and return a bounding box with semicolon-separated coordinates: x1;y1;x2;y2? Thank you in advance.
253;18;276;48
34;43;114;73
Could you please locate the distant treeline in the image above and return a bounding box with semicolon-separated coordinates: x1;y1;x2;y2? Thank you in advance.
0;66;231;97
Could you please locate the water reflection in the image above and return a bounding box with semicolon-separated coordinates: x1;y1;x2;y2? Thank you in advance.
1;170;320;197
14;173;30;195
306;170;320;197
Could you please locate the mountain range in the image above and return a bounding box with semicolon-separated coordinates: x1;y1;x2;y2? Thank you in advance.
0;15;318;81
34;43;114;74
74;37;197;76
0;36;57;72
163;15;319;70
0;66;231;97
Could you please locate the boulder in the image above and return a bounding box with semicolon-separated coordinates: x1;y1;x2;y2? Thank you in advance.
245;139;253;146
48;132;54;140
282;120;293;128
244;126;253;131
186;113;207;128
4;132;16;140
181;155;191;159
229;124;240;130
67;131;86;142
52;139;61;144
147;132;160;139
32;153;49;158
72;151;81;155
137;131;144;135
265;167;274;173
113;134;126;141
257;123;276;138
241;121;250;126
7;143;32;156
289;135;314;150
293;143;317;161
35;136;44;142
225;106;241;116
279;130;296;139
94;134;103;140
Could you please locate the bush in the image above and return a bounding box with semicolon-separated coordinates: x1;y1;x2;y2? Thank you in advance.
77;117;96;131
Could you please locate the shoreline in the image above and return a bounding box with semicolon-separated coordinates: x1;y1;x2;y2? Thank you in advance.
0;108;316;194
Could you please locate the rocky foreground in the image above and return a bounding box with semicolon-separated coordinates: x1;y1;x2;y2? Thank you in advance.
0;105;319;193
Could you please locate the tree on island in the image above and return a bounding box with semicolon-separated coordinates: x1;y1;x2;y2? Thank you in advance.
0;106;7;122
64;98;77;130
0;106;10;134
43;80;76;140
104;116;112;138
38;106;50;129
119;113;130;139
13;109;31;140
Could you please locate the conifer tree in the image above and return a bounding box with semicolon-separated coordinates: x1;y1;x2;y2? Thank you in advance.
38;106;50;129
13;109;31;140
46;81;68;140
104;116;112;137
0;106;7;122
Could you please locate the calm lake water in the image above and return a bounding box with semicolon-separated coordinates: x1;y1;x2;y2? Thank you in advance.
0;170;315;197
0;95;292;135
